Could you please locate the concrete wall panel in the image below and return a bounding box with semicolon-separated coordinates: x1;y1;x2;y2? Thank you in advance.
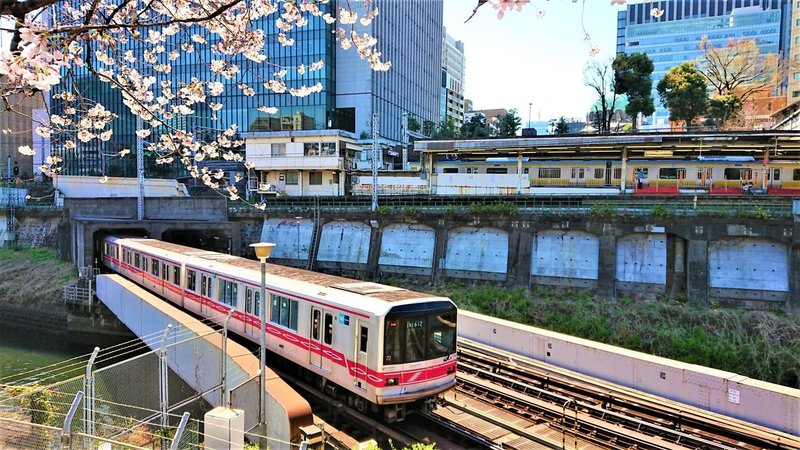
261;218;313;260
531;230;599;280
444;226;508;274
709;238;789;292
378;223;435;270
616;233;667;284
316;221;371;264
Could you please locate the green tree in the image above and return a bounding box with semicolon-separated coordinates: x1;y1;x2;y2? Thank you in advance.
705;93;743;129
497;109;522;137
656;63;708;129
422;120;436;136
433;118;459;139
407;115;420;132
552;116;569;135
613;53;655;130
460;113;492;138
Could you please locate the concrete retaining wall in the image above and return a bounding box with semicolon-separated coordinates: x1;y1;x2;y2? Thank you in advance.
531;230;599;288
458;310;800;436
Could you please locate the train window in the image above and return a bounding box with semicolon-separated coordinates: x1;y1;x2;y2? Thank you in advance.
613;168;622;179
201;274;208;297
162;263;168;281
187;270;197;292
312;310;321;340
593;168;604;179
523;168;529;174
151;259;159;277
219;279;238;307
324;313;333;345
442;168;458;174
115;247;119;260
254;292;261;317
466;168;472;174
245;288;253;313
134;253;140;269
360;326;368;353
173;266;180;285
539;168;561;178
486;168;508;174
772;169;781;181
793;169;800;181
724;168;752;180
384;320;401;364
429;311;457;359
271;295;298;331
405;317;427;363
659;168;685;180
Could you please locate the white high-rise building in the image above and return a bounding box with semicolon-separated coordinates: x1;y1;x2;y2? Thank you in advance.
441;29;466;128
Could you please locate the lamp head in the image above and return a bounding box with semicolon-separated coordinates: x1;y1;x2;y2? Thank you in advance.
250;242;276;260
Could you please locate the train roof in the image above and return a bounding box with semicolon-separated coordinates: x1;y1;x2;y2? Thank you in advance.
112;238;447;314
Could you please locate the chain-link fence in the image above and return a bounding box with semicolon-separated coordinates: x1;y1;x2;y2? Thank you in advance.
0;319;256;449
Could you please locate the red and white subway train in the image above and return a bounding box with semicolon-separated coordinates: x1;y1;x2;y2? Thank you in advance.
99;236;457;422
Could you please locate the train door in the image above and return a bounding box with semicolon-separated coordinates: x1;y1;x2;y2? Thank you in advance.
572;167;585;185
354;320;368;391
309;307;333;373
244;287;257;337
200;273;211;315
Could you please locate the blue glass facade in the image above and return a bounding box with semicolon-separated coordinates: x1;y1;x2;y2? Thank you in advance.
616;0;791;129
52;3;338;176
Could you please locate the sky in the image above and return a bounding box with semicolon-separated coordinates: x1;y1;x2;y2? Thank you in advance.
443;0;627;125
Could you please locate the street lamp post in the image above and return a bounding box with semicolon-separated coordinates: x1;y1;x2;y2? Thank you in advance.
250;242;275;433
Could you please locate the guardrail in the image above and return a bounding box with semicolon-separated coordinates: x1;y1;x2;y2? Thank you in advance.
63;285;93;307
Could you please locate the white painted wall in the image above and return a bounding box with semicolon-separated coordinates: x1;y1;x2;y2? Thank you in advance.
54;176;188;198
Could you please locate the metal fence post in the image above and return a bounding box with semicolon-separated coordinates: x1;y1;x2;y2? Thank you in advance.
159;325;172;440
61;391;84;450
83;347;100;436
168;412;190;450
221;309;234;407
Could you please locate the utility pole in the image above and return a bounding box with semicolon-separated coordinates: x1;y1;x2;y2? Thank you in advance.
401;112;408;171
371;112;379;212
136;116;144;221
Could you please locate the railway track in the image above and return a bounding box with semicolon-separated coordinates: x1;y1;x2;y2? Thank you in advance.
442;338;800;450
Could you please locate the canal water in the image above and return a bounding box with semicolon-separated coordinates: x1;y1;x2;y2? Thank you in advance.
0;323;92;384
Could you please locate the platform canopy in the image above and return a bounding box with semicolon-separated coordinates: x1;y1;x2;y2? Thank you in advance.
414;131;800;163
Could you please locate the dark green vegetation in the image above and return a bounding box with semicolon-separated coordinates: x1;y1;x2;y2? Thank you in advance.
395;281;800;388
0;248;76;307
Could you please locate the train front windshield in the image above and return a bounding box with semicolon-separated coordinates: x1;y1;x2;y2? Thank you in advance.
384;301;457;365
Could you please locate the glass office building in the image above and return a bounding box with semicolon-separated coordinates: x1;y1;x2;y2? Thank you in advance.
616;0;791;130
52;0;442;176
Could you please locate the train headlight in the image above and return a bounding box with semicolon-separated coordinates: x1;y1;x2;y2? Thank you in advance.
385;378;399;386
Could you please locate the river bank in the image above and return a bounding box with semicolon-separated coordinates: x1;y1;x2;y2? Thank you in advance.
0;248;77;335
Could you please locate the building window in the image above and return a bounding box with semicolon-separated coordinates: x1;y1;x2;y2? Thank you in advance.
309;172;322;185
321;142;336;156
486;168;507;174
304;143;320;156
793;91;800;98
794;73;800;80
271;143;286;156
443;168;458;173
286;172;298;185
